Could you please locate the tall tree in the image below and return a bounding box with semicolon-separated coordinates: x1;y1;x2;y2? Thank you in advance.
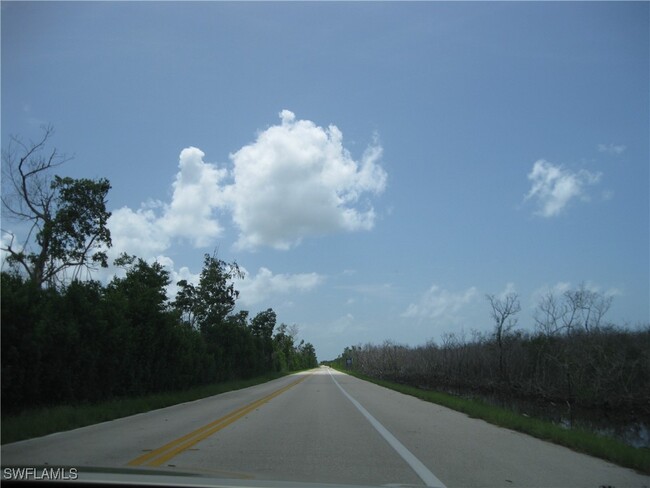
486;291;520;381
251;308;277;340
173;253;244;332
1;126;112;287
252;308;277;370
299;342;318;369
563;282;612;333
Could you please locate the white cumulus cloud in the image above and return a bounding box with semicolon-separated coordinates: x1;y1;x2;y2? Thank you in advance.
524;159;601;217
223;110;387;250
102;111;377;306
235;266;324;307
108;147;227;258
107;111;386;256
108;206;170;259
402;284;479;323
159;147;228;247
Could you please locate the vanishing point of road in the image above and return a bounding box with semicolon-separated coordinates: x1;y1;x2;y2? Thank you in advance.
2;367;649;487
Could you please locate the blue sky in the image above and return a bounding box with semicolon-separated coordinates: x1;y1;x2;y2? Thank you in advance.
2;1;648;360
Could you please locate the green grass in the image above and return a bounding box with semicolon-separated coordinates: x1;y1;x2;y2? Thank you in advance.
334;366;650;475
1;372;289;445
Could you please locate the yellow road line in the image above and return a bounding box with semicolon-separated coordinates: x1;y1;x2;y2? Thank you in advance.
127;374;310;467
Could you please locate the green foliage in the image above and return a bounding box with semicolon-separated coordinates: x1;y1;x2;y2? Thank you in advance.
1;268;210;412
1;271;46;409
173;255;265;381
271;323;318;372
1;128;112;287
46;176;112;270
251;308;276;339
299;342;318;369
1;260;317;415
251;309;276;370
193;253;243;331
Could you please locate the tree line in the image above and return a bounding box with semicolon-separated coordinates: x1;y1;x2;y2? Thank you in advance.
1;127;317;414
332;287;649;415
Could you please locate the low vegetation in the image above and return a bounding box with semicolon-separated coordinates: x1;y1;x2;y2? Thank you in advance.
328;288;650;474
1;372;289;444
334;289;649;415
329;366;650;474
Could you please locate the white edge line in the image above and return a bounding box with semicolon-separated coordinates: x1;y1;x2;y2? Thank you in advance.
327;369;447;488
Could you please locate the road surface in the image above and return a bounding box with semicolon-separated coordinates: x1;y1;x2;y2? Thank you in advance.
2;367;649;487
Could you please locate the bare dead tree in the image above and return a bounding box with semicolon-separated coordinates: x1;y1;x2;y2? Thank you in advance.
563;282;613;333
534;290;568;336
486;291;521;381
1;126;112;287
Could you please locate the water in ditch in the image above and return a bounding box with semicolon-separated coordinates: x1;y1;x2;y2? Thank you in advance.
443;388;649;449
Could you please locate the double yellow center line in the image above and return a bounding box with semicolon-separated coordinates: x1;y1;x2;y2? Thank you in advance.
127;374;310;467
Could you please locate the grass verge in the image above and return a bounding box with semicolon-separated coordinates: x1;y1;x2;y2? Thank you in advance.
1;371;290;445
334;366;650;475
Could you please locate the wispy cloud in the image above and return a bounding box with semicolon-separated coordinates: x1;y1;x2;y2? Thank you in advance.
402;284;478;323
597;143;626;155
524;159;601;217
496;282;517;300
234;266;324;307
530;280;623;311
22;102;46;127
339;282;394;297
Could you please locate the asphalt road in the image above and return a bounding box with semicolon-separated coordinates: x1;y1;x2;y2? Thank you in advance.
2;367;649;487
